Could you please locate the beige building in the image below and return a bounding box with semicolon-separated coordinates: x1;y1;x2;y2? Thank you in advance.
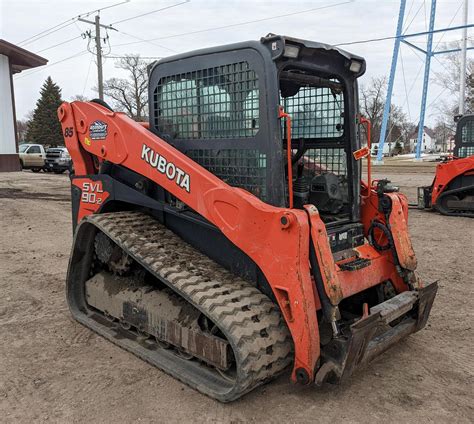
0;40;47;171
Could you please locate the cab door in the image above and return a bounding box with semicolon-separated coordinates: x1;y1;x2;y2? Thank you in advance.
25;145;44;167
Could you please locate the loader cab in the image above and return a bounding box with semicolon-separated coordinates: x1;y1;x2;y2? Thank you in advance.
148;35;365;224
454;114;474;158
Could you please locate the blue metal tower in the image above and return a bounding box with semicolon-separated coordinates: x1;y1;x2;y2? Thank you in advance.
376;0;406;163
377;0;474;162
415;0;437;160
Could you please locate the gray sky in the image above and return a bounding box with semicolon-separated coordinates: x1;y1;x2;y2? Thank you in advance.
1;0;472;126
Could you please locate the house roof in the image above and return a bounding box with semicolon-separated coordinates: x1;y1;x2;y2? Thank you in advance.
0;39;47;73
409;125;436;140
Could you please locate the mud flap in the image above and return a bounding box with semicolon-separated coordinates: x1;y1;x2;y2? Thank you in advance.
315;282;438;385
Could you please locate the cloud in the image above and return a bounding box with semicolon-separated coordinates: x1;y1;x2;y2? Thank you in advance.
3;0;471;125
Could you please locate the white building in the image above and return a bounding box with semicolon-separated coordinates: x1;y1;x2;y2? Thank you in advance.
408;126;437;153
371;141;392;157
0;40;47;171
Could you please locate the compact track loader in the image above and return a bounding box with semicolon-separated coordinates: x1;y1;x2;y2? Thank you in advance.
418;114;474;217
60;35;437;401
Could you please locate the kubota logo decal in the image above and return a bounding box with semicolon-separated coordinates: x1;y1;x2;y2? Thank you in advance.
141;144;190;192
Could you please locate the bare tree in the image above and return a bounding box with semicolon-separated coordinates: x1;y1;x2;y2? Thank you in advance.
432;40;474;128
17;119;30;143
360;76;387;144
432;119;454;153
360;76;414;151
101;55;151;121
70;94;88;102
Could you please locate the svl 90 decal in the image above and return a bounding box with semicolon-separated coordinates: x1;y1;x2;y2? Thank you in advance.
72;178;110;222
81;181;105;204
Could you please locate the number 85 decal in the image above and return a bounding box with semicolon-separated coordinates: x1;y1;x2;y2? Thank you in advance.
64;127;74;137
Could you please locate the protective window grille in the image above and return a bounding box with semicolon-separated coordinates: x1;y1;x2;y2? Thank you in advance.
154;62;259;140
459;146;474;158
461;121;474;143
187;149;267;199
281;85;344;139
300;148;347;177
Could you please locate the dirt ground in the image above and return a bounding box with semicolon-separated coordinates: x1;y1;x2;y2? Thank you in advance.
0;165;473;423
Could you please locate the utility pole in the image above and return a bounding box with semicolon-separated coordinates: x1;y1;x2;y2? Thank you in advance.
95;15;104;99
459;0;469;116
78;15;116;100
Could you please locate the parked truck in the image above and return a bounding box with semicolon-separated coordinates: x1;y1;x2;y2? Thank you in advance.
18;144;46;172
44;147;72;174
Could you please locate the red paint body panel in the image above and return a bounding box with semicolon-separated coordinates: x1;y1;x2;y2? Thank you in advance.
72;178;110;222
430;156;474;205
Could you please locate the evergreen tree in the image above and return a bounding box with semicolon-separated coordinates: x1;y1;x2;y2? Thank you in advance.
26;77;63;146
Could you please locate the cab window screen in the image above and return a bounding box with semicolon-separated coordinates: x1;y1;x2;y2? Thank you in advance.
154;61;259;140
461;120;474;144
459;120;474;157
281;85;344;139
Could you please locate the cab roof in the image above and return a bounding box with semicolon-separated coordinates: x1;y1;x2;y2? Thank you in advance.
150;34;366;78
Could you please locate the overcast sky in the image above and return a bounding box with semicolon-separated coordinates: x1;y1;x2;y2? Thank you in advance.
1;0;472;126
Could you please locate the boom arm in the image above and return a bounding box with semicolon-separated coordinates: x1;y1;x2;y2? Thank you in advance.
58;101;320;383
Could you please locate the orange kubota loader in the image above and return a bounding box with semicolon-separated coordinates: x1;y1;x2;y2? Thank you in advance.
418;114;474;217
59;35;437;402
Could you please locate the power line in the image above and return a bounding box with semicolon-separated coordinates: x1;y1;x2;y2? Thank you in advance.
407;40;459;89
19;20;77;47
112;1;353;48
14;50;89;80
432;0;463;52
399;47;412;121
110;0;190;25
403;0;416;30
403;1;425;34
336;22;474;48
35;35;82;54
17;0;129;47
104;55;164;59
335;35;395;47
115;29;178;53
82;55;95;96
79;0;131;19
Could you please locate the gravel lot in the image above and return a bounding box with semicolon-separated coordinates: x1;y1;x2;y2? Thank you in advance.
0;166;472;423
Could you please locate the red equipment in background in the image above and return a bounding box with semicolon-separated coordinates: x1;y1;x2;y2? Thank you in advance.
418;114;474;217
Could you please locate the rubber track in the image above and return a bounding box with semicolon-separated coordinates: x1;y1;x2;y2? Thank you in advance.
84;211;293;401
435;184;474;217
